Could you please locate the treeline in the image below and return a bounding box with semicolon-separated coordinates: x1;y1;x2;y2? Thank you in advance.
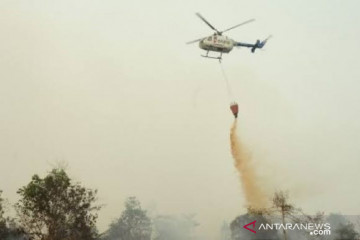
222;191;360;240
0;168;198;240
1;168;359;240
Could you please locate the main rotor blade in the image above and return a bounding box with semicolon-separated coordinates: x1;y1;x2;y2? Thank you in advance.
186;36;206;44
220;19;255;33
196;12;220;33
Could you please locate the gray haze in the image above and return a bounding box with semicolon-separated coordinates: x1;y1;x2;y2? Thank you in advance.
1;0;360;239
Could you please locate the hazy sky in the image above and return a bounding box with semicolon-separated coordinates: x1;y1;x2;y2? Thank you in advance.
1;0;360;239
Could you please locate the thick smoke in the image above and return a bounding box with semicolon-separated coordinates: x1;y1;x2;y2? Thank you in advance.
230;120;267;209
152;215;199;240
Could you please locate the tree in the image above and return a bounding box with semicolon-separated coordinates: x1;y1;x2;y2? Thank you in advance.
0;190;6;238
270;191;299;240
229;192;296;240
335;222;359;240
104;197;152;240
327;214;360;240
16;168;100;240
0;190;26;240
0;190;9;239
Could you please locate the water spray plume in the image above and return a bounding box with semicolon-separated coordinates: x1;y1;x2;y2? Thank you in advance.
230;120;267;209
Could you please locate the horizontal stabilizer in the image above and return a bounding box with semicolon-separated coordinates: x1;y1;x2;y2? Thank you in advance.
235;35;272;53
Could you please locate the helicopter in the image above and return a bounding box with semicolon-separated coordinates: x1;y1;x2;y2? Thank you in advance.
187;13;271;61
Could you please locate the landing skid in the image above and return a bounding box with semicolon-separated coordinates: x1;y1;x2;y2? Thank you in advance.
201;51;223;62
201;55;222;62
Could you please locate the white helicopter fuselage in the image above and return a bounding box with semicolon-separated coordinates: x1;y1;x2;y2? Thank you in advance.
199;34;234;53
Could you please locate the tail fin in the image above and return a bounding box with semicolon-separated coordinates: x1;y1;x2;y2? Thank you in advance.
251;35;272;53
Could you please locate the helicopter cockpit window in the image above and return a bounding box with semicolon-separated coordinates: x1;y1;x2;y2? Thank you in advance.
207;36;212;41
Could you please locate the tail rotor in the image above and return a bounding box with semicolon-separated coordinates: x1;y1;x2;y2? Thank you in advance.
251;35;272;53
